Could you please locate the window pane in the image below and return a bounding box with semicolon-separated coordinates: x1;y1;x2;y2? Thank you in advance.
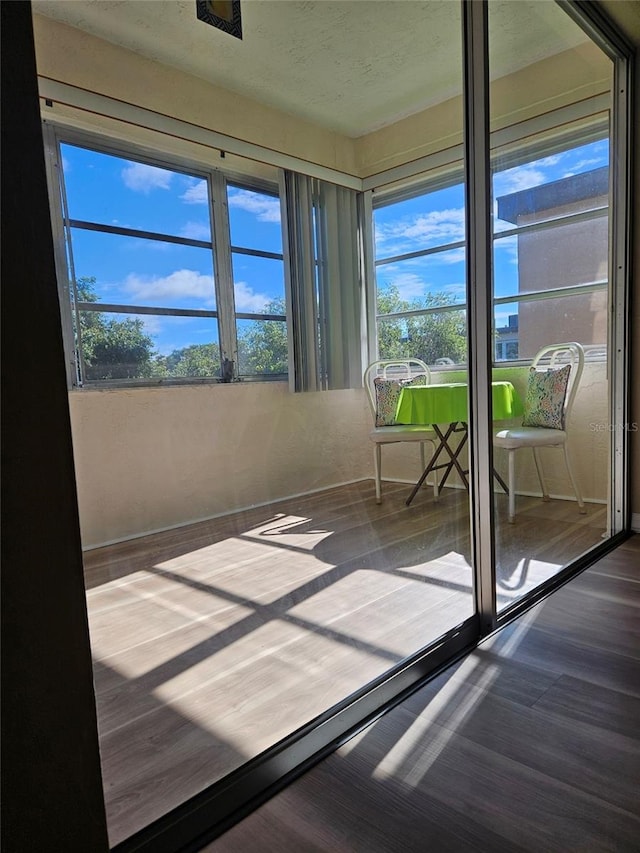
236;318;288;375
377;308;467;366
61;143;212;240
231;253;285;315
493;139;610;231
492;139;609;363
228;185;282;253
70;229;217;310
492;233;520;298
374;183;465;260
374;179;467;369
157;315;221;378
517;289;607;361
78;311;220;381
495;208;608;292
376;250;466;307
494;303;520;361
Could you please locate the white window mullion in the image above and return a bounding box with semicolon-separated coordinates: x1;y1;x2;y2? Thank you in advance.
209;171;238;380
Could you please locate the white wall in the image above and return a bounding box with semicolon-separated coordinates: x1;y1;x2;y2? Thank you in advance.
70;383;373;548
32;14;358;176
33;14;611;183
68;364;608;550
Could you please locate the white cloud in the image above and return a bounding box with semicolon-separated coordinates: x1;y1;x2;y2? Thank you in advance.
535;154;563;167
121;269;271;313
121;162;173;193
494;165;546;196
375;207;466;257
401;208;466;242
139;315;164;336
378;269;466;305
436;247;466;265
234;281;271;312
124;269;215;304
228;189;281;223
180;180;208;205
382;271;426;302
180;221;211;241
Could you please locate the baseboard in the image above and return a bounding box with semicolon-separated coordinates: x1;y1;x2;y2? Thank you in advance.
632;513;640;533
82;477;371;551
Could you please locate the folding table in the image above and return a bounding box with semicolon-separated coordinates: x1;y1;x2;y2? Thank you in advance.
395;381;523;505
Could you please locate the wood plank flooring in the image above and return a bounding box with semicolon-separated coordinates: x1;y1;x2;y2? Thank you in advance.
82;480;610;846
205;535;640;853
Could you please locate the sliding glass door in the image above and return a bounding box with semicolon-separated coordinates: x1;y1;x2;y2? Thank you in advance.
42;3;477;848
488;0;618;611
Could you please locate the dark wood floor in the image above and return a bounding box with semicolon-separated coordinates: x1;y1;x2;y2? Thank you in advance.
204;535;640;853
82;480;609;845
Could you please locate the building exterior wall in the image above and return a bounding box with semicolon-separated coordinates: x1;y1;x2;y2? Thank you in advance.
516;198;609;357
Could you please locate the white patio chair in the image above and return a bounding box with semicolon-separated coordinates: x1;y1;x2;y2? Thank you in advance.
364;359;439;504
493;342;586;523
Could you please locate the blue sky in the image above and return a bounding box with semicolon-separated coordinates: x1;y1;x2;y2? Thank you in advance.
62;136;608;355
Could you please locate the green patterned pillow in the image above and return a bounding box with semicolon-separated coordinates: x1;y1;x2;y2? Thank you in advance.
522;364;571;430
374;374;427;426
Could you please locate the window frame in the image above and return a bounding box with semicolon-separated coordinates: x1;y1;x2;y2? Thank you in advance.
43;123;288;388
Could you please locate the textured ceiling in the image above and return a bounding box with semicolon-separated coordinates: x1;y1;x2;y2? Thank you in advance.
32;0;589;138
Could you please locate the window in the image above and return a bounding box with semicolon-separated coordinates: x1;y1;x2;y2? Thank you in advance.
492;134;610;362
372;179;468;367
228;183;288;376
371;128;609;366
47;133;287;385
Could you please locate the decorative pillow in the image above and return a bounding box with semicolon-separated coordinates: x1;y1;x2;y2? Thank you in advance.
522;364;571;430
374;374;427;427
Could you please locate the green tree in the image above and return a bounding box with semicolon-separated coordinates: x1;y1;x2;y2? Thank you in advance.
377;284;467;365
76;278;158;380
237;297;288;375
159;343;221;378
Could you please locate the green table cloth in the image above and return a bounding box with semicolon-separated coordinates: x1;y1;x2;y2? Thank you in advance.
395;381;523;425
